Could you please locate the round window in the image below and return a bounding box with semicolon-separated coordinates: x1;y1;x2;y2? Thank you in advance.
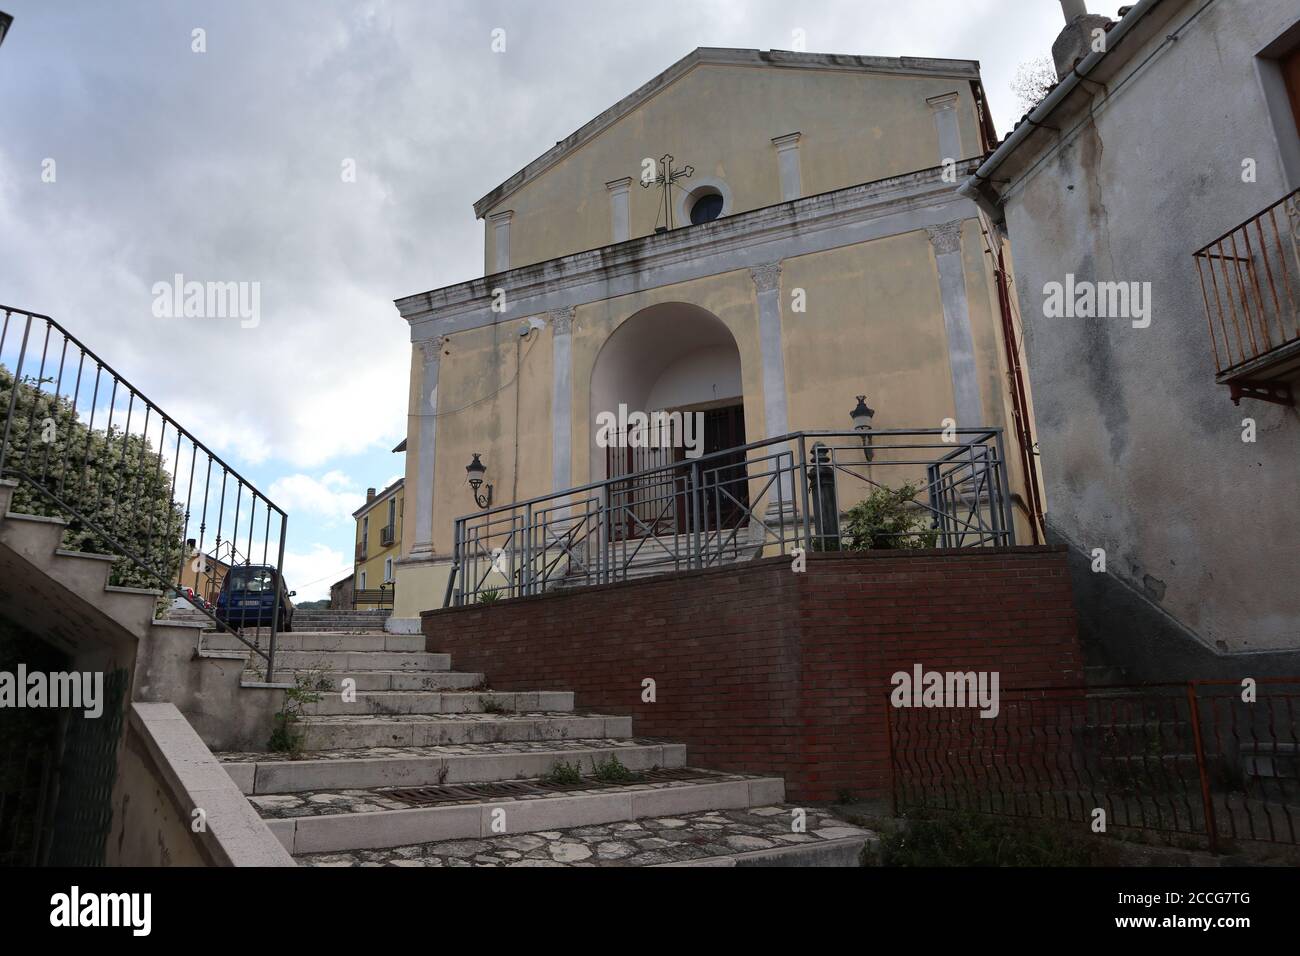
689;191;724;225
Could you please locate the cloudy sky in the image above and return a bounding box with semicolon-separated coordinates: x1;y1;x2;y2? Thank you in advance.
0;0;1075;599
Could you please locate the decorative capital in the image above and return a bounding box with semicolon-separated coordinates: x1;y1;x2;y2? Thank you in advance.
605;177;633;195
926;219;964;255
549;306;575;334
417;336;446;365
926;91;959;113
750;263;782;294
771;131;802;152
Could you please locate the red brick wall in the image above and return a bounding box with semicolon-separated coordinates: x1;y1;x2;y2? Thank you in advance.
422;547;1082;801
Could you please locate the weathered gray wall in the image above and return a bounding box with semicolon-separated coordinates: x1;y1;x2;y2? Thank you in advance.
1004;0;1300;674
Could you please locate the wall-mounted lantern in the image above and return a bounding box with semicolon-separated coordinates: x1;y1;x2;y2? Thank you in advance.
851;395;875;461
465;453;493;509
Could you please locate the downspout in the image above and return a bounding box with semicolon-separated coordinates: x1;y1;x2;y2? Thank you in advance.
960;0;1165;546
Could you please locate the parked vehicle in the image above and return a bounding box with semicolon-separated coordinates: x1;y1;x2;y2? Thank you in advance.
215;565;296;631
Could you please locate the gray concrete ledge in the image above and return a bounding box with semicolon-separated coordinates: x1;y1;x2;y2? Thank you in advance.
129;702;296;867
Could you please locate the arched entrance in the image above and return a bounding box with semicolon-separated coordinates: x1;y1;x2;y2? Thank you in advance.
589;303;748;538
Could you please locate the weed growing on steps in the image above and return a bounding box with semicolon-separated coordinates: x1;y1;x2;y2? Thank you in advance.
268;666;332;757
590;754;640;784
541;761;583;787
478;695;511;714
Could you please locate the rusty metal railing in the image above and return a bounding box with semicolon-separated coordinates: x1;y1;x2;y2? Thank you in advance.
889;679;1300;850
1193;188;1300;404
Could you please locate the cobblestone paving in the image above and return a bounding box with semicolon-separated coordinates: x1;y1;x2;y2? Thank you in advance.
216;737;659;764
295;807;873;866
249;769;749;819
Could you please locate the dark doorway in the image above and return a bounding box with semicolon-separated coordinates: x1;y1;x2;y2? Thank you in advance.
604;400;748;539
690;402;750;532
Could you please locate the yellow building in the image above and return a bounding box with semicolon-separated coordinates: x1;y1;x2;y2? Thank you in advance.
388;47;1044;631
352;479;403;608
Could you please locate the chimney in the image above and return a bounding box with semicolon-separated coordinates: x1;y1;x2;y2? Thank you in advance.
1052;0;1114;80
366;487;377;503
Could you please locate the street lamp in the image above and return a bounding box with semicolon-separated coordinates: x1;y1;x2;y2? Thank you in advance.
465;453;493;509
851;395;875;461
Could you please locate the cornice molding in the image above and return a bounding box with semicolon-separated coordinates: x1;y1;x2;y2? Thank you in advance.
400;160;980;338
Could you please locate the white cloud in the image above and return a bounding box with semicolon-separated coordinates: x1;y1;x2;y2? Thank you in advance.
269;470;362;525
0;0;1065;481
282;543;351;602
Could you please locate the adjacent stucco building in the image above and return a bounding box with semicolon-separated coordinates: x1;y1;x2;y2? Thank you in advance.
963;0;1300;675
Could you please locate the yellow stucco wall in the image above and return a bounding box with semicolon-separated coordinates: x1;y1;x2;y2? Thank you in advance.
354;486;404;599
484;64;985;271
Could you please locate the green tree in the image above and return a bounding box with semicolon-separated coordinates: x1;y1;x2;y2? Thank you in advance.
0;364;185;592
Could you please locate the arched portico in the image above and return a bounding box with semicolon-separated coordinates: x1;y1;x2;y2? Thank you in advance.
589;302;744;483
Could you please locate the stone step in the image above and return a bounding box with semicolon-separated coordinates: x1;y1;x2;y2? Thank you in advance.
232;649;450;673
295;712;633;751
301;690;575;717
253;669;486;692
204;632;422;653
294;804;871;866
220;739;687;794
259;770;786;855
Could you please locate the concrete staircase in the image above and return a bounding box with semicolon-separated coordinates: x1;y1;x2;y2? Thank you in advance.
211;624;872;867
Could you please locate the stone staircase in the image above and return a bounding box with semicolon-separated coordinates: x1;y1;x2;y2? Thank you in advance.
209;624;872;867
292;608;393;632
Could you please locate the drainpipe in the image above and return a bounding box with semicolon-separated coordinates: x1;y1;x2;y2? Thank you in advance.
959;0;1163;546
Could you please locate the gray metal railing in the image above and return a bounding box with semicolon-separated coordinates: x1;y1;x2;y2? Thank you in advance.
445;427;1014;607
0;304;289;680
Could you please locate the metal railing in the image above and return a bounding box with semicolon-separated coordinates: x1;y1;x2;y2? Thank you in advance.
445;427;1014;607
353;584;394;608
1193;188;1300;401
889;680;1300;850
380;524;395;547
0;305;289;680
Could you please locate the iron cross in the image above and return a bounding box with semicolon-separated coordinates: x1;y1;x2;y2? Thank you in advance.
641;153;694;232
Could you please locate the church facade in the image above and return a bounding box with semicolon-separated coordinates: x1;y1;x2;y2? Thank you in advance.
388;47;1041;630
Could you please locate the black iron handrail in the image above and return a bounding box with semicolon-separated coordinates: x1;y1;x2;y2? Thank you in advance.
0;305;289;680
444;427;1014;607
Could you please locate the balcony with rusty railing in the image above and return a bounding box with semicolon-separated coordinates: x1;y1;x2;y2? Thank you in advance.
1193;188;1300;406
379;523;395;547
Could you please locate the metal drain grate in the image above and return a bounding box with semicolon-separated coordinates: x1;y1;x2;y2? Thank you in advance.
384;767;714;807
